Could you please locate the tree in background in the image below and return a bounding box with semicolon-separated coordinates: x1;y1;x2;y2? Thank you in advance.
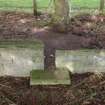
100;0;105;12
52;0;70;33
33;0;37;16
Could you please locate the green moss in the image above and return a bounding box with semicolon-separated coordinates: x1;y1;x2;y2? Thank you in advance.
30;69;71;85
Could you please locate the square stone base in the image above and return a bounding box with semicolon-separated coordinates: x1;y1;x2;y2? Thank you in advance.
30;69;71;85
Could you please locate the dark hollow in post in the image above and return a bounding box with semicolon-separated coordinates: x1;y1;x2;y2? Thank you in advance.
44;45;56;70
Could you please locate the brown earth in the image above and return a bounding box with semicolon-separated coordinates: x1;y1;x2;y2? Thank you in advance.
0;11;105;105
0;11;105;49
0;73;105;105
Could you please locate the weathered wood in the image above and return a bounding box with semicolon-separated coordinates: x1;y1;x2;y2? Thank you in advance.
44;45;56;70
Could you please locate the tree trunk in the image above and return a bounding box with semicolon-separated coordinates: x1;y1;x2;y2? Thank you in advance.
52;0;70;33
100;0;104;12
33;0;37;16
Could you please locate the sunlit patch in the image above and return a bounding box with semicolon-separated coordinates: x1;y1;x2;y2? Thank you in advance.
65;62;74;73
32;28;38;33
1;52;13;61
31;27;50;37
37;18;41;21
32;27;45;33
94;71;103;79
27;60;33;65
20;19;27;23
0;48;43;76
100;17;104;22
10;55;15;60
85;22;92;28
100;51;105;56
91;15;97;21
50;54;54;57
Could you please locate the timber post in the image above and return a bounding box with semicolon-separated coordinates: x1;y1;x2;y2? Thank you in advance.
44;45;56;70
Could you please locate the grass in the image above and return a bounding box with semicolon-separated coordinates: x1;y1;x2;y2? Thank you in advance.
71;0;100;9
0;0;101;12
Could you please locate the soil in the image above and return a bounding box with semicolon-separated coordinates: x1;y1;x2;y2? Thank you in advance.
0;73;105;105
0;11;51;40
0;11;105;105
0;11;105;49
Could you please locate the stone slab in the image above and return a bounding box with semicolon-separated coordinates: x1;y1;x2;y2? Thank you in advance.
30;69;71;85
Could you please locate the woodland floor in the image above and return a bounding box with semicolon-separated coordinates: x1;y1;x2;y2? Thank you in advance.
0;11;105;105
0;73;105;105
1;11;105;48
